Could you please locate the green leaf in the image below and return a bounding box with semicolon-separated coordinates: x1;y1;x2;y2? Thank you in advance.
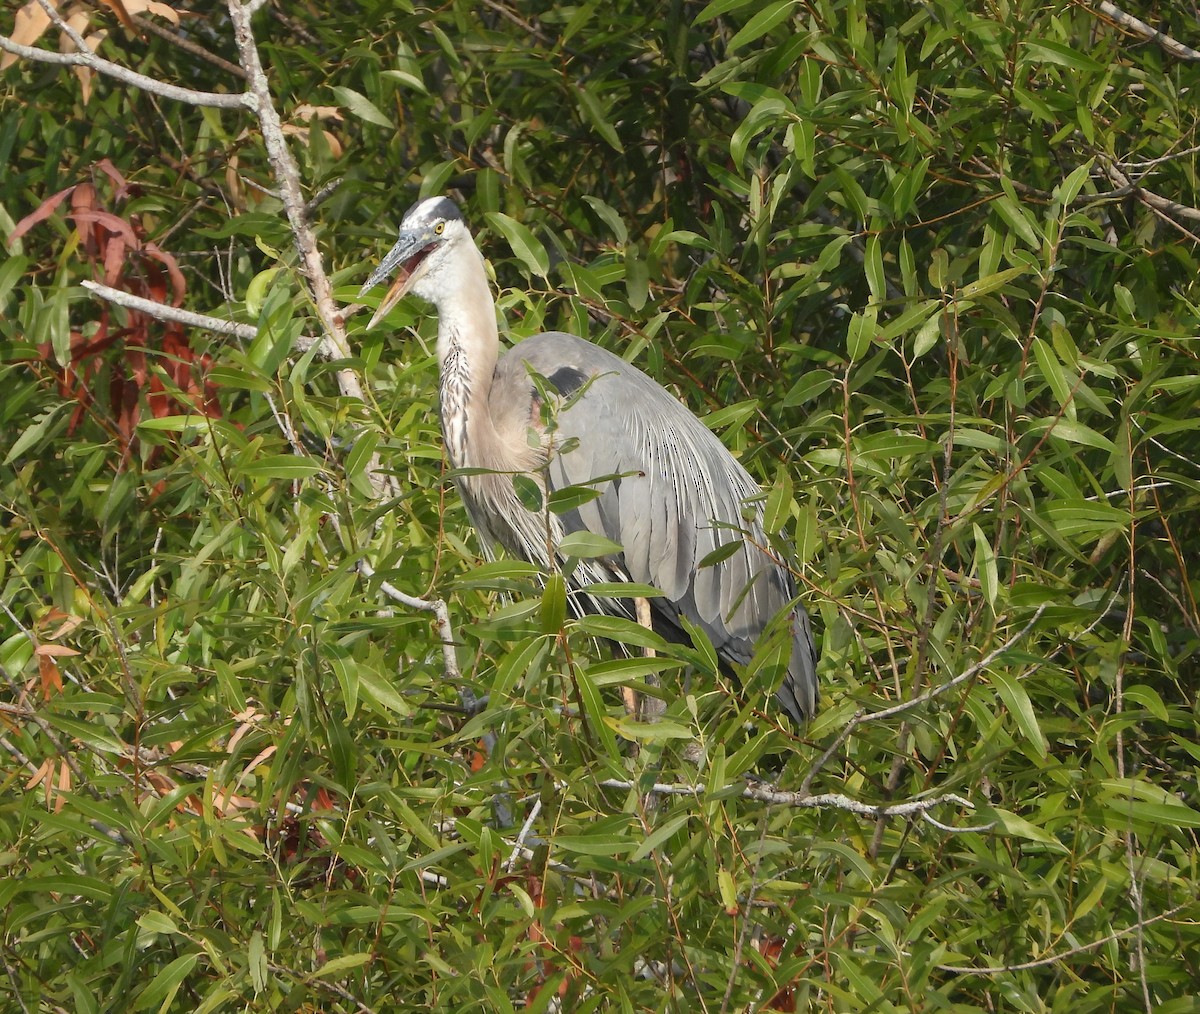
990;808;1067;850
547;484;603;514
331;86;392;127
137;911;179;935
486;212;550;279
864;234;885;302
762;464;793;535
630;813;691;862
959;266;1027;299
972;523;998;610
1031;337;1076;419
574;663;620;758
1027;417;1116;453
846;307;877;362
541;573;567;632
357;667;412;717
575;614;667;651
1022;39;1106;75
559;530;623;558
576;85;622;152
314;953;373;977
990;669;1048;758
238;455;323;479
582;196;627;244
133;953;199;1010
728;0;800;52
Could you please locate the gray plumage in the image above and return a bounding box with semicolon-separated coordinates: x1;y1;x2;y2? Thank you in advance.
359;196;819;723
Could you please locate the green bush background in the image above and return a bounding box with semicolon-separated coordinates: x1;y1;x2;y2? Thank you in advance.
2;1;1199;1009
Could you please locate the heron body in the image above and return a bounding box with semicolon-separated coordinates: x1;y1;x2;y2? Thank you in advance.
360;196;819;723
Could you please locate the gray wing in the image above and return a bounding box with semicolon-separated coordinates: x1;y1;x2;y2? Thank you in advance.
496;331;818;722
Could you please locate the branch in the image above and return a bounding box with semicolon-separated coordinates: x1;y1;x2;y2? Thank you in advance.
225;1;397;497
598;778;979;824
81;280;259;341
1098;156;1200;223
1095;1;1200;62
132;14;247;80
938;900;1192;974
359;556;463;685
225;1;353;368
0;33;247;109
860;604;1049;725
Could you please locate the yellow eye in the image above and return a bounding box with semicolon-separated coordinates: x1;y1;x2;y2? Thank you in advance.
434;221;445;235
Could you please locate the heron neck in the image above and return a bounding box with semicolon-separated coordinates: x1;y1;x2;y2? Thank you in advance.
436;255;499;469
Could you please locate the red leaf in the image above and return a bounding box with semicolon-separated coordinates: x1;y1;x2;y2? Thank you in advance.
93;158;131;200
9;185;77;245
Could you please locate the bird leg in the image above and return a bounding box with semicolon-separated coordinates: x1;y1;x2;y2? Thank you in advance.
629;596;665;723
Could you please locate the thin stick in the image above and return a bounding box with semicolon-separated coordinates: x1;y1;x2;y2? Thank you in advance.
81;280;259;341
0;32;247;109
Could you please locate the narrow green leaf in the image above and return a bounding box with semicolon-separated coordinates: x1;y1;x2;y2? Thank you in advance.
575;614;667;651
991;808;1067;849
959;266;1027;299
330;86;392;128
630;813;691;862
864;234;885;301
582;196;627;244
1031;337;1077;419
541;573;567;632
1027;417;1116;453
574;664;620;758
1023;39;1106;75
133;953;199;1010
485;212;550;279
972;523;998;610
696;0;756;22
846;307;877;362
357;667;412;717
577;85;622;152
559;530;623;558
314;954;372;978
728;0;799;52
762;465;793;535
990;670;1048;758
238;455;322;479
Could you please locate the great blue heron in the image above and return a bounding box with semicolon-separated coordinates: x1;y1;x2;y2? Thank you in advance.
359;196;819;723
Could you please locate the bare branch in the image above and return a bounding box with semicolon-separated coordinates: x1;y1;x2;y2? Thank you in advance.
859;604;1049;725
1094;1;1200;62
598;778;978;822
938;900;1192;974
1099;157;1200;223
132;14;248;80
225;1;352;366
81;280;258;341
0;33;248;109
359;555;463;685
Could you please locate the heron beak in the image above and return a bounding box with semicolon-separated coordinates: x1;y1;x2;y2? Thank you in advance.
359;230;437;330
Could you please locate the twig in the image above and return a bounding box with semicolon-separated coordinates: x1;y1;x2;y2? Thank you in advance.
937;900;1191;974
304;176;344;218
859;604;1048;725
357;557;462;684
132;14;248;79
1094;1;1200;62
0;33;247;109
1098;155;1200;223
226;0;396;498
80;280;259;341
598;778;977;822
504;797;543;871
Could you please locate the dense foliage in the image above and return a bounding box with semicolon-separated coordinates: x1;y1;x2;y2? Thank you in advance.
2;1;1199;1009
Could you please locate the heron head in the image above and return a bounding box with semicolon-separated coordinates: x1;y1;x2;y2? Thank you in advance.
359;196;468;329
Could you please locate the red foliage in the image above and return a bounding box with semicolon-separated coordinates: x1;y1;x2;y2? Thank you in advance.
12;159;220;462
